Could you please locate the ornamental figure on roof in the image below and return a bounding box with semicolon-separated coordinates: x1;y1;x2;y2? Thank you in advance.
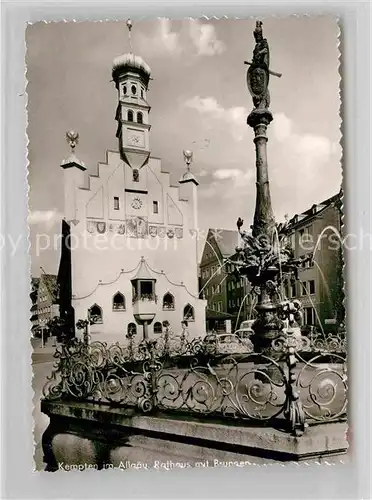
245;21;282;110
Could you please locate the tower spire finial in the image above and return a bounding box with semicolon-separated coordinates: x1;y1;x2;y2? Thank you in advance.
183;150;193;173
66;130;79;153
126;19;133;53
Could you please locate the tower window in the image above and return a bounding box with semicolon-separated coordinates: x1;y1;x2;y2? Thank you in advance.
137;112;143;124
122;84;127;95
133;169;139;182
153;201;159;214
127;110;134;122
140;88;144;98
114;197;120;210
131;85;137;95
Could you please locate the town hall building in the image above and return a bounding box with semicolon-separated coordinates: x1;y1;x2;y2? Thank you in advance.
58;42;206;343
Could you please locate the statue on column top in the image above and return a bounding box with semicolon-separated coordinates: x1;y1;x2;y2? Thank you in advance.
245;21;282;110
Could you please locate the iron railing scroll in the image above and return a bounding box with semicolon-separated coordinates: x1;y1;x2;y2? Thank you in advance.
43;325;347;437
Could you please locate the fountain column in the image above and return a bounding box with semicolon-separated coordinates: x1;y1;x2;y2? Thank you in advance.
241;21;284;355
248;110;275;239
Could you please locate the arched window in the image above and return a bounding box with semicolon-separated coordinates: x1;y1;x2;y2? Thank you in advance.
113;292;125;310
127;323;137;336
131;84;137;95
123;84;127;95
140;88;144;98
137;112;143;124
133;169;139;182
127;110;134;122
183;304;195;322
163;292;175;310
153;322;163;334
89;304;103;324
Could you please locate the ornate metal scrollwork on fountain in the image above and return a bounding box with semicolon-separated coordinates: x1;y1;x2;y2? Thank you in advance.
42;326;347;436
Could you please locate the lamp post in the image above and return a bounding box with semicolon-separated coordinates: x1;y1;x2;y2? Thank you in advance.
39;319;47;349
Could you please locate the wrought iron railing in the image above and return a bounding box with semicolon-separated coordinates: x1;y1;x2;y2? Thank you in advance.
42;329;347;436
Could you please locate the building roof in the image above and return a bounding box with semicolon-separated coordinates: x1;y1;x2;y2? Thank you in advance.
131;257;155;281
30;277;40;296
283;191;342;232
112;53;151;85
179;171;199;186
60;152;86;171
209;229;240;257
40;274;59;302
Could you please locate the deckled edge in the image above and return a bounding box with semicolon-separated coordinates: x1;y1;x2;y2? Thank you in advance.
24;21;36;472
336;18;349;452
26;15;347;471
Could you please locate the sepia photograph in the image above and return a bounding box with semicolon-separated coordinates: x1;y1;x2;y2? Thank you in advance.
27;17;347;471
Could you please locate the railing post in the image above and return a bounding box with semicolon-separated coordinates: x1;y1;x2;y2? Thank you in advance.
137;339;159;413
284;339;305;436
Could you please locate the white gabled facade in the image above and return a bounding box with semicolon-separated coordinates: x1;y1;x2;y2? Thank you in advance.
60;51;206;344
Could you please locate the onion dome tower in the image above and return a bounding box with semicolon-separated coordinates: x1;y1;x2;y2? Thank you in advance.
112;20;152;172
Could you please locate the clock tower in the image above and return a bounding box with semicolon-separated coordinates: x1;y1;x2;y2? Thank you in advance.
112;23;152;172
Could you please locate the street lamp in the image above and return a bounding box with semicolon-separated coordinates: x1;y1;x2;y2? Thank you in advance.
39;319;47;349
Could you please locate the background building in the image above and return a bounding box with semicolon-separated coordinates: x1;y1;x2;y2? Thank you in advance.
225;253;256;330
199;229;239;331
30;277;40;333
199;192;344;335
30;274;59;332
57;49;206;343
283;191;344;333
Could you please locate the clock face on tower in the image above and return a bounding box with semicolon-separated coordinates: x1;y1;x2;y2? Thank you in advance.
127;130;145;148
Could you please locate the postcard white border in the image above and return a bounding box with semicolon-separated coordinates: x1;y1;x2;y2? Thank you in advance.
0;1;370;498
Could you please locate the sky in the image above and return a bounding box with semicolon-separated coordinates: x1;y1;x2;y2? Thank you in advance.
27;17;341;277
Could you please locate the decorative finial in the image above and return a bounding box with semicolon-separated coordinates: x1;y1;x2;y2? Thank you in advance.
183;150;193;172
126;19;133;52
254;20;263;39
66;130;79;152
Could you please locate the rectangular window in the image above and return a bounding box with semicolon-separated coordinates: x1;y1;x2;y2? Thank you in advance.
305;307;315;325
291;283;296;298
309;280;315;294
153;201;159;214
114;197;120;210
301;281;308;296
